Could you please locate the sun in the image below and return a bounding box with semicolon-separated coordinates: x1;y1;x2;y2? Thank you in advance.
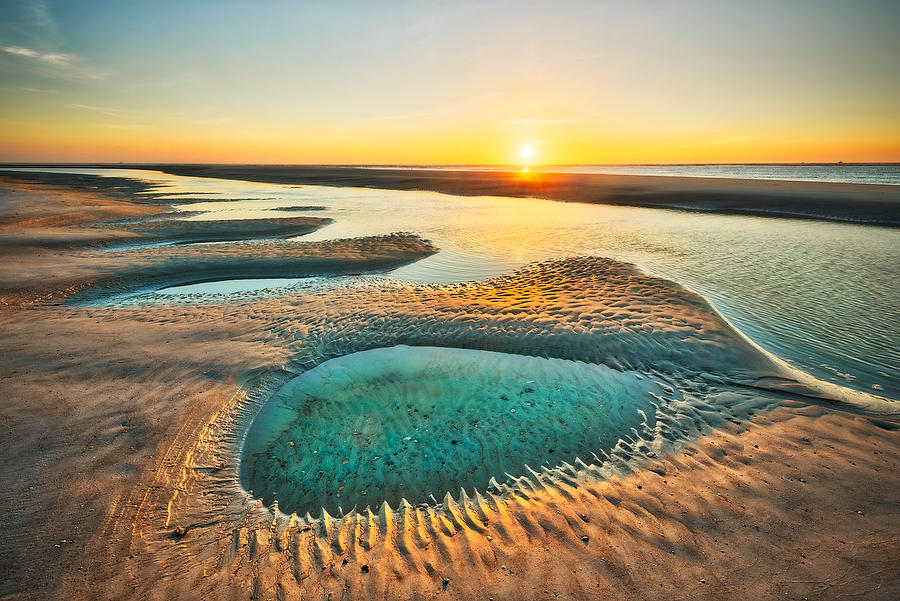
517;142;536;165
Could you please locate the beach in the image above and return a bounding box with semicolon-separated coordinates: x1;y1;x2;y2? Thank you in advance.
142;165;900;226
4;0;899;598
0;170;898;600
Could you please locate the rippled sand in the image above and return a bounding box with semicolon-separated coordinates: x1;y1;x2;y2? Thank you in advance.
0;175;897;600
0;176;435;307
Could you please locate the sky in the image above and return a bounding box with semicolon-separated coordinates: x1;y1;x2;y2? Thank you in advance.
1;0;898;164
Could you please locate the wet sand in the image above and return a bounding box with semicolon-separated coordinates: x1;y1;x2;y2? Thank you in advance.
0;174;897;600
139;164;900;226
0;175;435;307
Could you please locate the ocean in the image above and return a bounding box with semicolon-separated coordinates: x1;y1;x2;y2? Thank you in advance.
4;166;899;401
365;163;900;186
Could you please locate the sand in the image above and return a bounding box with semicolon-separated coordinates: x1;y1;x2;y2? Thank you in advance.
0;175;897;600
127;164;900;227
0;175;435;307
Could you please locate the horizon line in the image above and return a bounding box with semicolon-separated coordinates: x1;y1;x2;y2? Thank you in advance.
2;161;900;168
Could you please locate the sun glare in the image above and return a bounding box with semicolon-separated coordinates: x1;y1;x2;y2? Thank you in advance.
517;143;536;165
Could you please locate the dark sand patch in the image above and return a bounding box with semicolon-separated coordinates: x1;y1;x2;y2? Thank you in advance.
0;178;434;305
94;215;332;245
0;174;332;249
269;205;328;211
0;170;160;200
70;234;437;303
0;176;165;247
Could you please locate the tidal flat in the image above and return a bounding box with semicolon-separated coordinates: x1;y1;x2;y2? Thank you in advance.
0;169;897;601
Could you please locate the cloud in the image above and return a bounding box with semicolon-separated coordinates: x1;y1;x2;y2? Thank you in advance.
17;86;59;94
2;44;72;65
0;0;61;48
1;44;110;79
0;2;109;79
65;103;122;117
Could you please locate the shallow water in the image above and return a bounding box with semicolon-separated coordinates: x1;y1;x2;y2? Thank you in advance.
241;346;662;515
5;167;898;399
143;275;363;301
157;277;319;296
364;163;900;185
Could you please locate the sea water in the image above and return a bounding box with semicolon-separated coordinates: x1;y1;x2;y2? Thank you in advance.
240;346;661;515
3;166;898;399
365;163;900;186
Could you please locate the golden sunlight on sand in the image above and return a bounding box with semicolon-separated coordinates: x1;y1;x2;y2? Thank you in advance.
0;172;897;600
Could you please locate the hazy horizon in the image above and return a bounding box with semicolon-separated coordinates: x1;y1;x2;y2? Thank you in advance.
2;161;899;166
2;1;899;164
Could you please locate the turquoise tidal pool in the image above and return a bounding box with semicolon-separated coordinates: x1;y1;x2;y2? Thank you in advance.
240;346;662;516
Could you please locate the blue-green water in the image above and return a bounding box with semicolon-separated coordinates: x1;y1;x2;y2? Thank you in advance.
241;346;662;516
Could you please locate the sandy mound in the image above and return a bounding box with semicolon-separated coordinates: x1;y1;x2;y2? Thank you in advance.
95;215;331;245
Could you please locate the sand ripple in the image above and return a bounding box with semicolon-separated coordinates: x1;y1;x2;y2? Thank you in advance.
101;255;891;598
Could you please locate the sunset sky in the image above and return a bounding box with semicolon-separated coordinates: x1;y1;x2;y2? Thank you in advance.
1;0;898;164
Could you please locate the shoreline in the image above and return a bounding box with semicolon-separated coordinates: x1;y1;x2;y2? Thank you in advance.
4;164;899;227
1;173;897;600
0;175;435;307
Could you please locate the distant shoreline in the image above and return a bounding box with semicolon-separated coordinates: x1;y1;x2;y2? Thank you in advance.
3;164;900;226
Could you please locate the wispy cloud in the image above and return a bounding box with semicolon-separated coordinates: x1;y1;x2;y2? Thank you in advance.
1;44;110;79
65;103;122;117
17;86;59;94
2;44;72;65
0;2;109;79
0;1;61;48
503;118;580;127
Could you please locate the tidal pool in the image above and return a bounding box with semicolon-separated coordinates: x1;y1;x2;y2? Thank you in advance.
240;345;661;516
